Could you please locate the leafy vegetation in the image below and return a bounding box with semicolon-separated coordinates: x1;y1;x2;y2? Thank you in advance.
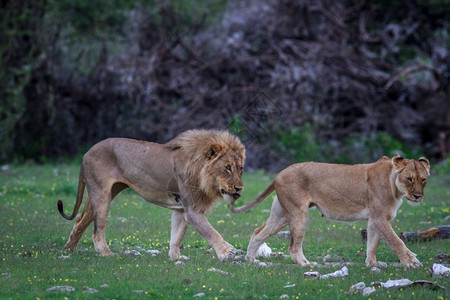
0;162;448;299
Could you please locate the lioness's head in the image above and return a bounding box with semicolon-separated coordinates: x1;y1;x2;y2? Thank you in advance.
392;154;430;204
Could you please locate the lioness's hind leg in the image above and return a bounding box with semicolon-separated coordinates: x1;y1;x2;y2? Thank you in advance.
169;210;188;260
288;205;313;267
246;196;287;262
65;196;94;252
89;189;114;256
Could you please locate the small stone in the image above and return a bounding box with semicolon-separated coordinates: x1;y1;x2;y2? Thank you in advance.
82;286;98;293
262;209;270;213
57;255;70;259
349;282;366;293
174;261;184;266
181;255;190;260
124;249;141;256
277;231;290;239
132;290;144;293
257;262;269;268
280;294;289;299
208;267;230;275
362;287;376;296
370;267;381;273
193;292;205;297
303;271;320;278
322;255;332;262
145;250;161;256
99;284;109;289
377;261;388;268
46;286;75;292
284;284;295;288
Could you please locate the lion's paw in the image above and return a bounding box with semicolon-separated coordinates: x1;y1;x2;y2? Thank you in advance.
400;251;420;269
219;247;238;262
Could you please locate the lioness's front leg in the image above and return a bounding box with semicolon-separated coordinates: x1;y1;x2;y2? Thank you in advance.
372;218;420;268
365;220;381;267
169;210;188;260
184;209;236;261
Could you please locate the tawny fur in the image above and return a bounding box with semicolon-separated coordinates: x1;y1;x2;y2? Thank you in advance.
237;155;430;268
58;129;245;261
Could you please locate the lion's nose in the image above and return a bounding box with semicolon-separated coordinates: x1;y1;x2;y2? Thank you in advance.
413;194;422;200
234;186;243;193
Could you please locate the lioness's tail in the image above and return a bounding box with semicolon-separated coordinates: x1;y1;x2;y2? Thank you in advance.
230;180;275;213
57;165;85;220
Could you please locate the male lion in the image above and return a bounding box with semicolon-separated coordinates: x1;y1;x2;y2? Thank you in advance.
231;155;430;268
57;129;245;261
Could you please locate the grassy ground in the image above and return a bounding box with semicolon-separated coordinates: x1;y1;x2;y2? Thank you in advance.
0;162;449;299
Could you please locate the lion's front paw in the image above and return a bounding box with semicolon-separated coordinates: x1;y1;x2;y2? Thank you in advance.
400;250;420;269
219;247;237;262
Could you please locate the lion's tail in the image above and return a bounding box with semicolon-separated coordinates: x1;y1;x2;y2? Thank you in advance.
57;164;85;220
230;180;275;214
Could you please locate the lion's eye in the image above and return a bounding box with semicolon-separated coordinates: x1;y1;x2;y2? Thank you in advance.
407;177;413;183
226;165;232;172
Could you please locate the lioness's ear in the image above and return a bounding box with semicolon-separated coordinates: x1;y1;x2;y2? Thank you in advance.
418;157;431;175
206;144;223;159
392;154;406;171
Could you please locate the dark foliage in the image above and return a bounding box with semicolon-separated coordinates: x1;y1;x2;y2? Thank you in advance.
1;0;449;170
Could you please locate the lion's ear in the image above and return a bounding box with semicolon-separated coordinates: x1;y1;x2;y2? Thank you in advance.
418;157;430;175
206;144;223;159
392;154;406;171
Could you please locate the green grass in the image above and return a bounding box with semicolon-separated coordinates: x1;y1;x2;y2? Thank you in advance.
0;162;449;299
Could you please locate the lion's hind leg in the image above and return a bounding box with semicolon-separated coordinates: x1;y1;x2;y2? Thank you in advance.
65;195;94;252
246;196;288;262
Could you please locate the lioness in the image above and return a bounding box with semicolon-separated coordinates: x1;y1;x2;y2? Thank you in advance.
231;155;430;268
57;129;245;261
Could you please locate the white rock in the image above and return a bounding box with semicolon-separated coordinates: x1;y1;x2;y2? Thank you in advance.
377;261;388;268
362;287;376;296
181;255;190;261
57;255;70;259
280;294;289;299
284;284;295;288
132;290;144;293
256;243;272;258
430;263;450;277
320;266;349;279
370;267;381;273
46;286;75;292
380;279;413;289
349;282;366;293
99;284;109;288
174;261;184;266
193;292;205;297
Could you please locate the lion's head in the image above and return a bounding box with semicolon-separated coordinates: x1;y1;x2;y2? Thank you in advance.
166;129;245;212
392;154;430;204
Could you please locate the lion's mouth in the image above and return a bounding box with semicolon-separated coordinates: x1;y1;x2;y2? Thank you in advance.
221;189;241;200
